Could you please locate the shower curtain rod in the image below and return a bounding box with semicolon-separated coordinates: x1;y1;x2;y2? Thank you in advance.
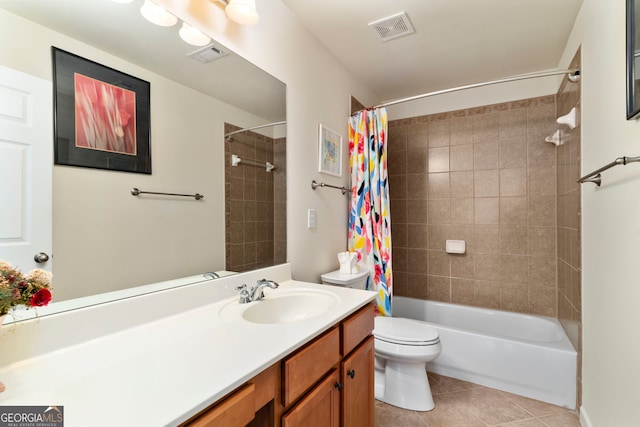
225;120;287;140
365;68;580;111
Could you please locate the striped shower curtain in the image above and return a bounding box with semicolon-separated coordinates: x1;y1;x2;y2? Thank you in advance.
348;108;393;316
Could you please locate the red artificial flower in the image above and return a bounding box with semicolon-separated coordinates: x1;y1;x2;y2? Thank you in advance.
29;288;52;307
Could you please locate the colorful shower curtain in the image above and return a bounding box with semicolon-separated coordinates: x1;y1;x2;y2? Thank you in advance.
348;108;393;316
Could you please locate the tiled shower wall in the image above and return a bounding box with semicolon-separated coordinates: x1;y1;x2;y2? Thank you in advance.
556;49;582;406
388;96;559;317
224;124;286;272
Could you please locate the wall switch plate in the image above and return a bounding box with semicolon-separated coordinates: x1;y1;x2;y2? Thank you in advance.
307;209;316;228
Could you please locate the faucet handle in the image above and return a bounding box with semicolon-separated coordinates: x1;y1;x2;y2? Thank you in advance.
235;284;251;304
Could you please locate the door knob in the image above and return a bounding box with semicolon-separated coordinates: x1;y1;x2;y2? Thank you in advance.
347;369;356;379
34;252;49;263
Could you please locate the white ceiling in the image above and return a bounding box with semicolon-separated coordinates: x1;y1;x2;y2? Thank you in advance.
282;0;583;104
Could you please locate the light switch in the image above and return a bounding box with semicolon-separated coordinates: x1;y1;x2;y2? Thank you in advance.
307;209;316;228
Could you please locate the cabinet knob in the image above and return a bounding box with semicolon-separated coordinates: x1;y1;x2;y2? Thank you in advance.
347;369;356;379
334;382;343;391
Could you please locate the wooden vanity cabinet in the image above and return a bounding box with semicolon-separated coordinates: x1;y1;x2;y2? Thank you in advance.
281;303;375;427
183;303;374;427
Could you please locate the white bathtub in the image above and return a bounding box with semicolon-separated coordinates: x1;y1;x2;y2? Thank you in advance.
393;296;577;409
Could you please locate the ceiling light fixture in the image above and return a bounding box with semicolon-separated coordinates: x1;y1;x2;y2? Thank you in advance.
140;0;177;27
219;0;259;25
179;22;212;46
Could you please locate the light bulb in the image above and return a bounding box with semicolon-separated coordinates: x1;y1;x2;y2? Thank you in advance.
179;22;211;46
225;0;259;25
140;0;177;27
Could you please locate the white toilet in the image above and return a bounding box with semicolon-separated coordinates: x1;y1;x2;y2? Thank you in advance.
321;270;442;411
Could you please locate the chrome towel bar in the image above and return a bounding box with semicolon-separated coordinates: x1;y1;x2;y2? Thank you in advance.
578;155;640;186
131;188;204;200
311;180;348;195
231;154;275;172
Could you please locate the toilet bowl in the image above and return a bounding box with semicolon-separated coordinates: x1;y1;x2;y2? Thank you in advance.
321;269;442;411
373;316;442;411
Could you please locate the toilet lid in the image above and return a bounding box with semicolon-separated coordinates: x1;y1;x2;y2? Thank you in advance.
374;316;439;345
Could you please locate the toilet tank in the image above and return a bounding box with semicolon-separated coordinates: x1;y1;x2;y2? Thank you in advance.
320;270;369;289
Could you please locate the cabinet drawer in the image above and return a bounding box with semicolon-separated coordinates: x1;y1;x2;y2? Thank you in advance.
282;327;340;407
187;383;255;427
341;303;374;356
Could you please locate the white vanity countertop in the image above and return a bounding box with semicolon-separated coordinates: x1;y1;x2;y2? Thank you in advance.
0;277;376;426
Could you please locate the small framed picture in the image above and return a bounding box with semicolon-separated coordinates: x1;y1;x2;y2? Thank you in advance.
318;123;342;177
52;47;151;174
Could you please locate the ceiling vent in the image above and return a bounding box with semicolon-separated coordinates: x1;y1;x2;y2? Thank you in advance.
368;12;415;42
188;44;228;63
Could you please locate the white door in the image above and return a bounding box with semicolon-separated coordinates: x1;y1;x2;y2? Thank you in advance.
0;66;52;271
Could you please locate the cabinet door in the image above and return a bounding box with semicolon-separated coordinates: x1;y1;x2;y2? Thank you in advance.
342;336;375;427
282;370;340;427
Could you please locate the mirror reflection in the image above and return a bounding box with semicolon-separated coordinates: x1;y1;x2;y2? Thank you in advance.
0;0;286;314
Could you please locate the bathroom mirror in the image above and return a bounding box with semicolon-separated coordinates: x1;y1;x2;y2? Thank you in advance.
627;0;640;119
0;0;286;318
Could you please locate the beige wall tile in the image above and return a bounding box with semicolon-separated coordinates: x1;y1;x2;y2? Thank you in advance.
451;144;474;171
499;108;527;139
451;254;475;279
474;253;501;281
429;172;450;198
428;250;450;276
500;168;527;197
451;171;474;197
429;146;450;172
473;225;500;253
451;198;474;224
473;113;499;142
500;138;527;169
428;120;450;147
407;173;428;199
500;255;529;284
407;148;428;173
475;170;500;197
450;116;474;146
529;226;556;256
474;141;499;170
428;275;451;301
428;198;451;224
500;225;529;255
452;278;475;305
474;197;499;224
407;224;428;248
500;196;527;224
407;123;428;151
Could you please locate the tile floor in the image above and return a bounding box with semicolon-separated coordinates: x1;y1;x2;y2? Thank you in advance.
375;373;581;426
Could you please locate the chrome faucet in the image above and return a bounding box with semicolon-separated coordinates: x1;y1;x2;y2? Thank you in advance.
236;279;280;303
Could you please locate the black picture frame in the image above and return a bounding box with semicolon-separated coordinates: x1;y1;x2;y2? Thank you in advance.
627;0;640;119
52;47;151;173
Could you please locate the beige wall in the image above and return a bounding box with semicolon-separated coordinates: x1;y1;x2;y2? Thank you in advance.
389;96;559;316
559;0;640;425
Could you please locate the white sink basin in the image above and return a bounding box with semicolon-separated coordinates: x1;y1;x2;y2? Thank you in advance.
219;289;340;324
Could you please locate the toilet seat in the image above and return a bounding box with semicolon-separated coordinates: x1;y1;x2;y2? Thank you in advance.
374;316;440;346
